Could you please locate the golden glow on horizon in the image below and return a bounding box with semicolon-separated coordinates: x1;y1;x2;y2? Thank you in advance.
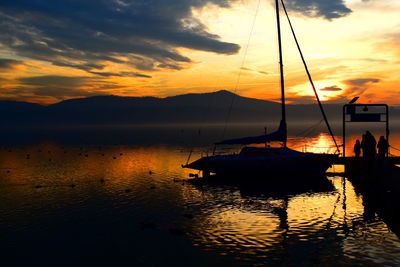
0;0;399;105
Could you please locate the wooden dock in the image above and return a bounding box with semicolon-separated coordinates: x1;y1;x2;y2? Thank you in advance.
331;156;400;237
345;162;400;237
333;156;400;165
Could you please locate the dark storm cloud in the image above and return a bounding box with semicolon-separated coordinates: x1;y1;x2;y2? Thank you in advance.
3;84;93;97
0;0;241;74
344;78;380;87
89;71;152;78
18;75;91;87
319;85;342;91
13;75;109;100
17;74;124;90
52;61;106;72
284;0;352;20
336;78;380;101
31;86;103;98
156;63;184;70
0;58;23;70
0;0;353;77
1;74;128;102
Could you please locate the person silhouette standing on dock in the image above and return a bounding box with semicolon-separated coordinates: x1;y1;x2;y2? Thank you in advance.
353;140;361;158
377;136;389;158
361;131;376;162
361;134;367;158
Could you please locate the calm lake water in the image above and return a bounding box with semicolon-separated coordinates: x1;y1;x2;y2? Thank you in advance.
1;125;400;266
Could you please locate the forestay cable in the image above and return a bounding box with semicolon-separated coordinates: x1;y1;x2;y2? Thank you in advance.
280;0;340;154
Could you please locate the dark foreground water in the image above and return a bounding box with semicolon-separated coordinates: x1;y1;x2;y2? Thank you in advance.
1;135;400;266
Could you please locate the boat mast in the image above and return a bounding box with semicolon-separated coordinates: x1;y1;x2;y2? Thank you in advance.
275;0;287;147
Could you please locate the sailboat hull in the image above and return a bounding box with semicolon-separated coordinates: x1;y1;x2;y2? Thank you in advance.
183;148;338;178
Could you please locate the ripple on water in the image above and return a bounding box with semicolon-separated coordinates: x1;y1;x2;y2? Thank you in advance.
0;145;400;266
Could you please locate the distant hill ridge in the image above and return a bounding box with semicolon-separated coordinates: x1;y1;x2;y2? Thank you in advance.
0;90;398;126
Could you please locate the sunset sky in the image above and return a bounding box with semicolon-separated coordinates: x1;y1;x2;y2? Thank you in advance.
0;0;399;105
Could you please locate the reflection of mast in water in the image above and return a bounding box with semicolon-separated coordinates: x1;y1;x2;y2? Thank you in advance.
270;197;289;231
269;196;289;249
326;177;349;236
342;177;349;235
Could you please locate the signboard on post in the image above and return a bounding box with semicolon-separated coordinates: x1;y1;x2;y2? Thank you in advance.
342;104;389;157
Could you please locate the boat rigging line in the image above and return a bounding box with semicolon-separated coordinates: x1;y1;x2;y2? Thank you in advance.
221;0;261;140
294;119;324;138
389;145;400;152
280;0;340;154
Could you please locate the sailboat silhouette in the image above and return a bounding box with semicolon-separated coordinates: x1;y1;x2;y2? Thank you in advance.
183;0;339;178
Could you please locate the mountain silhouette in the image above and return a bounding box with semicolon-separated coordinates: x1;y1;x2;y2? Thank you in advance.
1;90;398;127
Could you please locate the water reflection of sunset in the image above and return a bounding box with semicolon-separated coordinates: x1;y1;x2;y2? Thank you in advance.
1;141;400;266
289;133;338;154
287;132;400;157
185;175;399;264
